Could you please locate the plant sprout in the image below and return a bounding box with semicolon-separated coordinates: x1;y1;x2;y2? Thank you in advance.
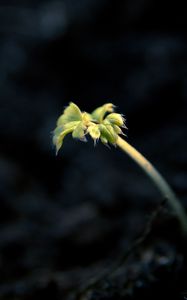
53;102;187;233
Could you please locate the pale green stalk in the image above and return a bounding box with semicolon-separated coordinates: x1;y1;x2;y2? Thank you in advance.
117;136;187;233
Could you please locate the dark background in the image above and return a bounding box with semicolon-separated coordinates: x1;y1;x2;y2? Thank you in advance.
0;1;187;299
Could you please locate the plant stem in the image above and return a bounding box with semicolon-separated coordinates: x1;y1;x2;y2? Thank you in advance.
116;136;187;234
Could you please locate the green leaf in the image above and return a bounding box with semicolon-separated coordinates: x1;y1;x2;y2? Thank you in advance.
63;121;80;130
57;102;82;126
53;126;75;154
72;122;86;140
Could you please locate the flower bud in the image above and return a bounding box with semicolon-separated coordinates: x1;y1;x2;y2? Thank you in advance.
99;124;118;144
91;103;114;123
87;124;101;141
105;113;125;127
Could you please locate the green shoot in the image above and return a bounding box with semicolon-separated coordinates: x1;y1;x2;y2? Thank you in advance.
53;102;187;233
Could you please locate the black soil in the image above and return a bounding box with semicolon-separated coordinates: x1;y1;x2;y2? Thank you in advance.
0;1;187;299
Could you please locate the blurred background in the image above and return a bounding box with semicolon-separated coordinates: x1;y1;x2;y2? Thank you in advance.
0;0;187;299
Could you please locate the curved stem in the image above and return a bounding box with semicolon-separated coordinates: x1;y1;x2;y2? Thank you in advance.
116;136;187;234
